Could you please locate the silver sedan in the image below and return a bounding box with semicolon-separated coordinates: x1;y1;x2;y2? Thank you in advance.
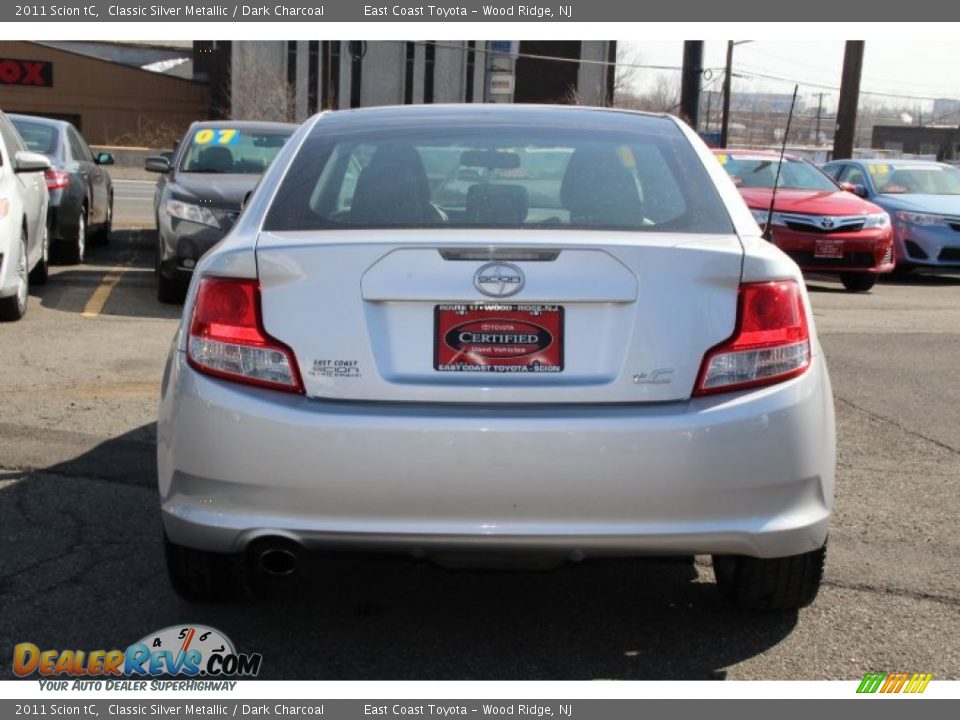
158;105;836;610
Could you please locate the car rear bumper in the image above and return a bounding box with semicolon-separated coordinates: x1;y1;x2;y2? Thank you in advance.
158;350;836;560
774;225;895;274
48;202;81;243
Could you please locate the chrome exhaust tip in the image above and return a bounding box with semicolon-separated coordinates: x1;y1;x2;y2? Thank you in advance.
256;547;299;577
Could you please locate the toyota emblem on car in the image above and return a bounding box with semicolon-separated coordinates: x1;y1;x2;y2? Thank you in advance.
474;262;525;298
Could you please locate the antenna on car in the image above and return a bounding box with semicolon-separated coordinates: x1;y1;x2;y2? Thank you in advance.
763;85;799;242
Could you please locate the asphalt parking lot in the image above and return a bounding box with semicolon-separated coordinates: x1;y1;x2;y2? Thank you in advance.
1;191;958;680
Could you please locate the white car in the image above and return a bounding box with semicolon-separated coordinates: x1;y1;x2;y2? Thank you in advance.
158;105;836;610
0;110;51;321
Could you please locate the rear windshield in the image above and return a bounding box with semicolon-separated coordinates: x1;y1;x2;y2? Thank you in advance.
9;119;59;156
264;120;733;233
718;155;838;192
179;128;293;174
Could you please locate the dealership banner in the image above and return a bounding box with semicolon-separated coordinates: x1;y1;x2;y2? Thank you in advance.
2;0;958;22
0;699;958;718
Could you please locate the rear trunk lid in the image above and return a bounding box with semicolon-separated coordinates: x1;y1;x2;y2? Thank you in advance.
256;229;742;403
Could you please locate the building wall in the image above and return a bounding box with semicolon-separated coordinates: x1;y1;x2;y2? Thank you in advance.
226;41;615;123
360;42;405;107
0;41;209;145
229;41;290;122
872;125;960;160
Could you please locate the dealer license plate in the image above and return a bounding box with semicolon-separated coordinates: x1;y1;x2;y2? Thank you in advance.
434;304;564;373
814;239;844;258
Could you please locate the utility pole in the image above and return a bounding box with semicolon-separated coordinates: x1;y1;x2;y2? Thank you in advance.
720;40;734;147
680;41;703;130
833;40;864;160
815;92;824;145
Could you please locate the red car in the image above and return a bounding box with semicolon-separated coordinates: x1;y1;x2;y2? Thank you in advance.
715;149;894;292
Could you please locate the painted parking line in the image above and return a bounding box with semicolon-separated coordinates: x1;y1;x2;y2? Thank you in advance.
80;231;140;318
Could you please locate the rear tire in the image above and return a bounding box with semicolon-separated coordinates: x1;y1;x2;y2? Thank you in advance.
712;544;826;611
62;206;86;265
157;272;187;304
0;230;29;322
840;273;876;292
164;534;249;603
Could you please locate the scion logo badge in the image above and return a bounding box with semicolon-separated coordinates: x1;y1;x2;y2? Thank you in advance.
474;262;524;298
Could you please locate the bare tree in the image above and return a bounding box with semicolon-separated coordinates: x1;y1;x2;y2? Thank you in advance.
619;74;681;113
609;47;644;107
104;116;185;149
224;42;298;122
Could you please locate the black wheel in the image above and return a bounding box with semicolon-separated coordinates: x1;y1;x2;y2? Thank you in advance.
0;229;29;321
91;193;112;245
164;533;249;603
157;272;187;304
712;544;826;611
61;205;87;265
29;223;49;286
840;273;876;292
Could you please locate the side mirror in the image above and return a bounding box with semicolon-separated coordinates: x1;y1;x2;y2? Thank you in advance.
145;156;172;173
95;152;115;166
840;181;868;198
14;151;51;173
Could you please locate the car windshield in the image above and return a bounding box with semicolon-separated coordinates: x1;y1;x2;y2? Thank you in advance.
869;164;960;195
264;119;733;233
718;155;839;192
179;128;292;174
9;119;59;156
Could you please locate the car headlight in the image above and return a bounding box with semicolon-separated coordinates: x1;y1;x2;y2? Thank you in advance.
894;211;946;227
863;213;890;228
164;199;220;229
750;208;783;227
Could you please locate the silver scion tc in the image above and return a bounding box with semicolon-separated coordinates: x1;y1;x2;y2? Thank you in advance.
158;105;836;610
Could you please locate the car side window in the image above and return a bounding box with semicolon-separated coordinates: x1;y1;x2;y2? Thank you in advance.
335;144;376;212
839;165;867;188
67;128;94;163
823;163;843;180
77;130;95;163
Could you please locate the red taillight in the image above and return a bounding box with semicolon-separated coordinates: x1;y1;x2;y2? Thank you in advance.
694;280;811;396
187;277;303;393
44;169;70;190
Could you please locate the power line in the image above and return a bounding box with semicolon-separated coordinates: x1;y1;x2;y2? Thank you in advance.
416;40;726;74
740;45;960;94
732;64;959;103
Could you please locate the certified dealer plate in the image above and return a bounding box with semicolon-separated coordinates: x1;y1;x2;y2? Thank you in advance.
434;304;563;373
